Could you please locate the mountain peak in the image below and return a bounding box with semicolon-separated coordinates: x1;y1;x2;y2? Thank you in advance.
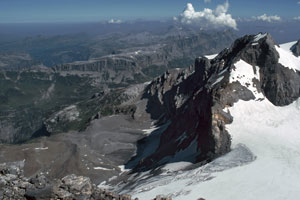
127;33;300;172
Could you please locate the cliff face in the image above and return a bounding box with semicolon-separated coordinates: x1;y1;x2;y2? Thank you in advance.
53;56;144;84
51;30;237;82
129;33;300;171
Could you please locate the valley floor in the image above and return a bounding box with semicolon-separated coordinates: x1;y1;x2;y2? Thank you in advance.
0;114;151;183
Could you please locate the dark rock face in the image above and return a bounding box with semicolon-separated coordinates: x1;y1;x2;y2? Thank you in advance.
130;33;300;171
131;60;232;171
291;40;300;57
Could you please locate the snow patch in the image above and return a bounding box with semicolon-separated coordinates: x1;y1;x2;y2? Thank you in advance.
275;45;300;71
218;68;228;76
211;76;224;87
253;33;267;42
230;59;264;99
205;54;218;60
142;126;159;135
280;41;297;52
35;147;48;151
93;166;113;171
118;165;129;172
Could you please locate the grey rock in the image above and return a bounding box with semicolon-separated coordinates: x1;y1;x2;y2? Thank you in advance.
291;40;300;57
0;162;145;199
61;174;92;196
153;195;172;200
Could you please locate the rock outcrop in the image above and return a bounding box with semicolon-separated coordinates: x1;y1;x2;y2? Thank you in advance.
291;40;300;57
0;161;140;200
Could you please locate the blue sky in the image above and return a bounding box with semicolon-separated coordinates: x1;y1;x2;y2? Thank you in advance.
0;0;299;23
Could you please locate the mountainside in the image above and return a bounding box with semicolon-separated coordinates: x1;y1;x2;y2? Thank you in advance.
0;28;236;70
1;33;300;200
53;30;236;80
0;29;236;144
106;33;300;199
120;33;300;172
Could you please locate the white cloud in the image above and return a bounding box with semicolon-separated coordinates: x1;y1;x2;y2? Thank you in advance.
298;1;300;4
253;14;281;22
294;16;300;20
204;0;211;3
108;19;122;24
177;1;237;30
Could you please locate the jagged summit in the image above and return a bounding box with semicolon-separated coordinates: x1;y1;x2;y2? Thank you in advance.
208;32;300;106
126;32;300;172
113;33;300;200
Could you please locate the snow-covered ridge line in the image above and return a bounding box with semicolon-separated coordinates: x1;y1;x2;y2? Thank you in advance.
253;33;267;42
276;41;300;71
115;35;300;200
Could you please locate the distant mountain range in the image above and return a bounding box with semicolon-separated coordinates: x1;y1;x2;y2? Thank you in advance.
0;28;236;144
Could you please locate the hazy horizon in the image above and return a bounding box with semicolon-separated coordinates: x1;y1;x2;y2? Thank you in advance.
1;0;300;23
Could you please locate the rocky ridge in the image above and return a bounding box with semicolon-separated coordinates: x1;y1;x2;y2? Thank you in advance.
0;161;172;200
52;30;236;82
127;33;300;171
